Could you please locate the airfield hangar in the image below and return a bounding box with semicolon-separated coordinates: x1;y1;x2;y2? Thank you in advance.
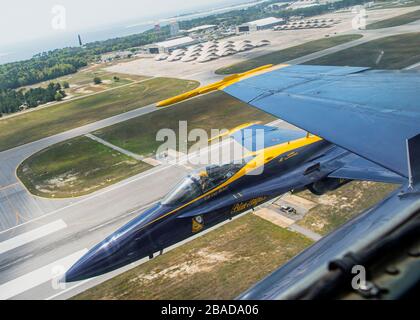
236;17;284;33
146;36;198;54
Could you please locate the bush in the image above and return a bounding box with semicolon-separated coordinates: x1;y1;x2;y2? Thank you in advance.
54;91;64;101
93;77;102;85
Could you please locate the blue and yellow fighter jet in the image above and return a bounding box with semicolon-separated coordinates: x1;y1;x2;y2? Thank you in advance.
65;64;418;282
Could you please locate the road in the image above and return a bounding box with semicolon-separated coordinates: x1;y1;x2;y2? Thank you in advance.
0;16;419;300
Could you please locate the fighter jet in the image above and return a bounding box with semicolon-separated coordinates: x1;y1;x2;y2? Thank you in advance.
65;64;418;284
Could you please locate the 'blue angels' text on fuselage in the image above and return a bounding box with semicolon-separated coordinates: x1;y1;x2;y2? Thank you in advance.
231;197;268;214
66;133;357;282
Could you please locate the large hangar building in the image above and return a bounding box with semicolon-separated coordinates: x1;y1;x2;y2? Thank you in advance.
236;17;285;33
146;36;198;54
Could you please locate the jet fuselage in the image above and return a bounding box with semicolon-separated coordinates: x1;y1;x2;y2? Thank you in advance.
66;137;351;282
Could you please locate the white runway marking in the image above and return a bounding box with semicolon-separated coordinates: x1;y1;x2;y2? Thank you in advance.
45;279;91;300
85;133;144;161
404;61;420;70
0;220;67;255
0;248;88;300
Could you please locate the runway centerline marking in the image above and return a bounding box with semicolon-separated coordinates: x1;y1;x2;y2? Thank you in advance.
0;220;67;255
0;248;88;300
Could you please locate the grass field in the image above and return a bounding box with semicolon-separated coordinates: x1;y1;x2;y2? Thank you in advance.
24;64;147;98
73;213;313;300
17;137;152;198
94;91;276;157
304;32;420;69
366;9;420;29
297;181;399;236
0;78;198;152
215;34;363;74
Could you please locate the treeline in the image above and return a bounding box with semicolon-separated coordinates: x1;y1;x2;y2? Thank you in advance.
274;0;372;19
179;0;371;29
179;0;279;29
0;48;87;90
83;26;170;54
0;28;170;91
0;83;66;116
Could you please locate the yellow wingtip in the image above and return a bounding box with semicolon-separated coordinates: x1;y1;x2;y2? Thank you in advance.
156;64;283;107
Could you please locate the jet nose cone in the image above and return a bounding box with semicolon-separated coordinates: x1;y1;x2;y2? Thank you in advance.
65;203;164;282
65;244;108;282
65;260;89;283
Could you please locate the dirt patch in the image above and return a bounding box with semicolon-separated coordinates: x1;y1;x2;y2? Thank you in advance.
297;181;399;235
132;249;234;283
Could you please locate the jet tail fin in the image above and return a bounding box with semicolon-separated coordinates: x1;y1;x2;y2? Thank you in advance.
407;133;420;190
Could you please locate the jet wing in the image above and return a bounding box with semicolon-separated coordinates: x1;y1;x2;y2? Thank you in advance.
223;65;420;179
230;124;307;152
328;153;406;184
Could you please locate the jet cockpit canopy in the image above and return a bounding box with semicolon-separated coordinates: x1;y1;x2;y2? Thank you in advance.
161;162;244;206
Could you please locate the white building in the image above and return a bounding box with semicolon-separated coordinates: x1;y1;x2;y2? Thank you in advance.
101;51;132;62
186;24;217;34
236;17;284;33
169;21;180;37
146;36;198;54
255;39;271;47
197;53;219;63
236;43;254;52
154;54;169;61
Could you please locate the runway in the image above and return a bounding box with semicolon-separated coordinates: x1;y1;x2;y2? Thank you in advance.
0;163;188;299
0;15;419;299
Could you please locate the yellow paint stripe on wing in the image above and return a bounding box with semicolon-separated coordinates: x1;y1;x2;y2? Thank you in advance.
218;64;289;90
156;64;284;107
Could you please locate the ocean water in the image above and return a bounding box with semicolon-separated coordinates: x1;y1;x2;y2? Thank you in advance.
0;0;266;65
0;23;153;65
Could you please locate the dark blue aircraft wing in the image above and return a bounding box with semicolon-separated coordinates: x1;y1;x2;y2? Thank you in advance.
230;124;307;152
328;154;406;184
223;65;420;179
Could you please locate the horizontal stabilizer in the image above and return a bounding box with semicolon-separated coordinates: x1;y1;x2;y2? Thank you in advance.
407;133;420;189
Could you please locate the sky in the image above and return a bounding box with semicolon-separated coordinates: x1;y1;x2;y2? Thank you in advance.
0;0;248;47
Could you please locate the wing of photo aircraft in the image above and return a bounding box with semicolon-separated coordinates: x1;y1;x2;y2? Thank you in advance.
222;64;420;299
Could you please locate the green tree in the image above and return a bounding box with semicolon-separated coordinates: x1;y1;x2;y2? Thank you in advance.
54;91;64;101
63;81;70;89
93;77;102;85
